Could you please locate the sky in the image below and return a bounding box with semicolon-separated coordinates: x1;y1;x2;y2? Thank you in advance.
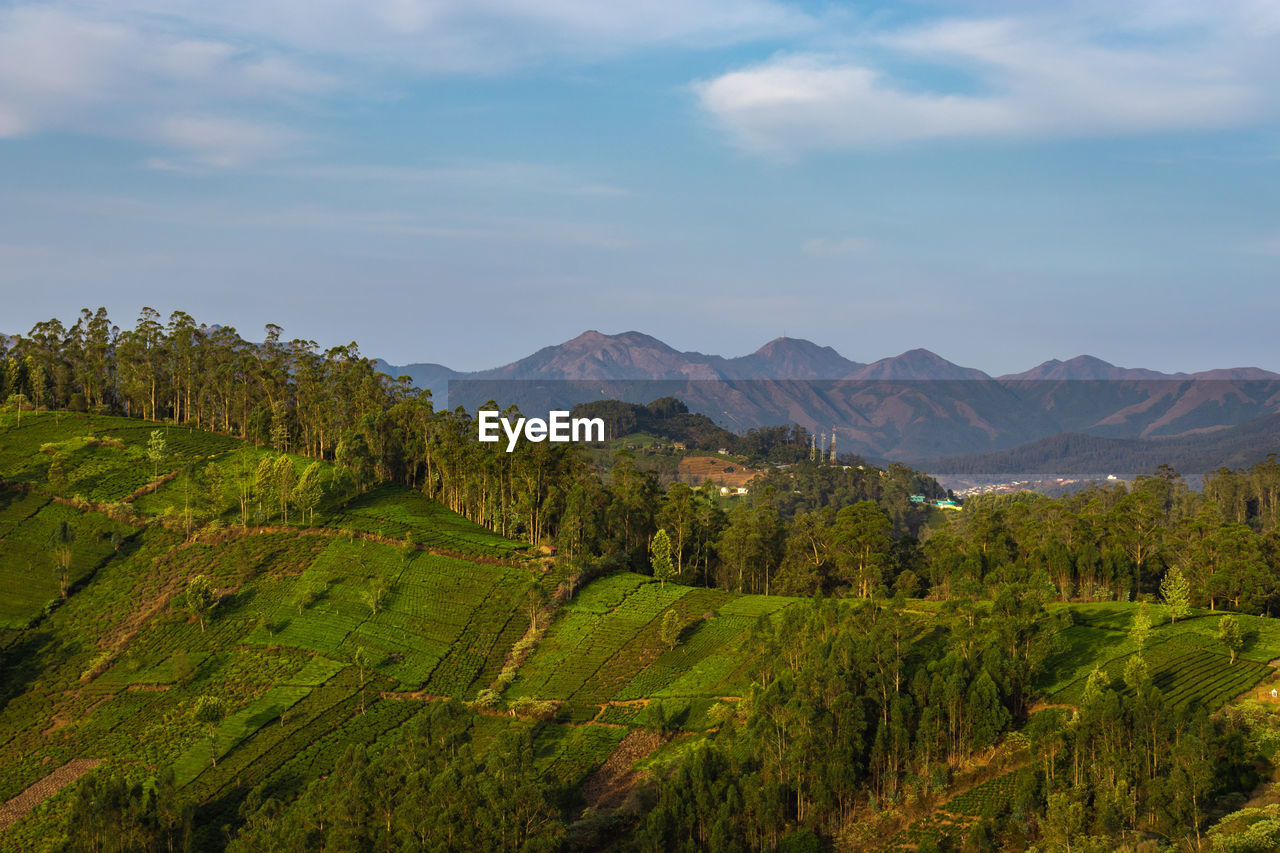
1;0;1279;374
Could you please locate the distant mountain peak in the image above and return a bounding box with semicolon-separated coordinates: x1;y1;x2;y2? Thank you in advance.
1190;366;1280;381
473;329;723;381
853;349;990;381
1001;355;1179;382
1064;354;1115;369
753;335;816;354
730;336;862;379
561;329;673;351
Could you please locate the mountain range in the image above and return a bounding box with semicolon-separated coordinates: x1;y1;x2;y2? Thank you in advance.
378;331;1280;477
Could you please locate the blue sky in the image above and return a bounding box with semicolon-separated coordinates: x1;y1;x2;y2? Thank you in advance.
1;0;1279;374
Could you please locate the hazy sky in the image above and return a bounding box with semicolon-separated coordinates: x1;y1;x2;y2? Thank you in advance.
2;0;1279;373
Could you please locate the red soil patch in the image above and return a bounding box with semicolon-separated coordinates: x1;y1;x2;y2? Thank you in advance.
675;456;761;489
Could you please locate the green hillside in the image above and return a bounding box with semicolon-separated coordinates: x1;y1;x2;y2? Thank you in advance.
0;412;795;850
5;408;1280;851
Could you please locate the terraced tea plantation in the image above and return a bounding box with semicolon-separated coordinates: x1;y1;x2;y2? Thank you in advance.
0;415;548;848
1151;649;1269;709
245;539;534;694
0;489;137;628
1044;606;1280;710
507;572;797;715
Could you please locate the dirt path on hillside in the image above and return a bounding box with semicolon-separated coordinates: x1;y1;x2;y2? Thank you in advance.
582;729;668;810
0;759;101;831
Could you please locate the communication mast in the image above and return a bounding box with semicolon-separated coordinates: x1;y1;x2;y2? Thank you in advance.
829;427;837;464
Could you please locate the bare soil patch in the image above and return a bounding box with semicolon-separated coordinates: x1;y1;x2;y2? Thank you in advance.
0;759;101;830
675;456;762;489
582;729;667;810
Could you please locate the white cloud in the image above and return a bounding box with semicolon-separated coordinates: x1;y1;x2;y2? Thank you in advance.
0;5;328;165
696;5;1279;154
12;0;1274;167
802;236;871;258
0;0;805;166
91;0;811;72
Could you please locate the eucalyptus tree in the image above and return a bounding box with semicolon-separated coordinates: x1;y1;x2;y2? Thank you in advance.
293;461;323;525
1160;567;1191;623
192;695;227;766
651;528;675;588
832;501;893;598
273;456;297;522
146;429;166;480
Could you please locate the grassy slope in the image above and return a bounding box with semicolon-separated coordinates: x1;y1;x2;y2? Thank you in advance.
0;490;137;629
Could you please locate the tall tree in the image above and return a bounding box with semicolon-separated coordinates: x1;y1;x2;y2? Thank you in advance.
146;429;167;481
192;695;227;766
651;528;676;588
274;457;297;523
1129;601;1153;656
293;461;323;525
255;456;277;521
1160;567;1191;624
833;501;893;598
50;520;75;598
